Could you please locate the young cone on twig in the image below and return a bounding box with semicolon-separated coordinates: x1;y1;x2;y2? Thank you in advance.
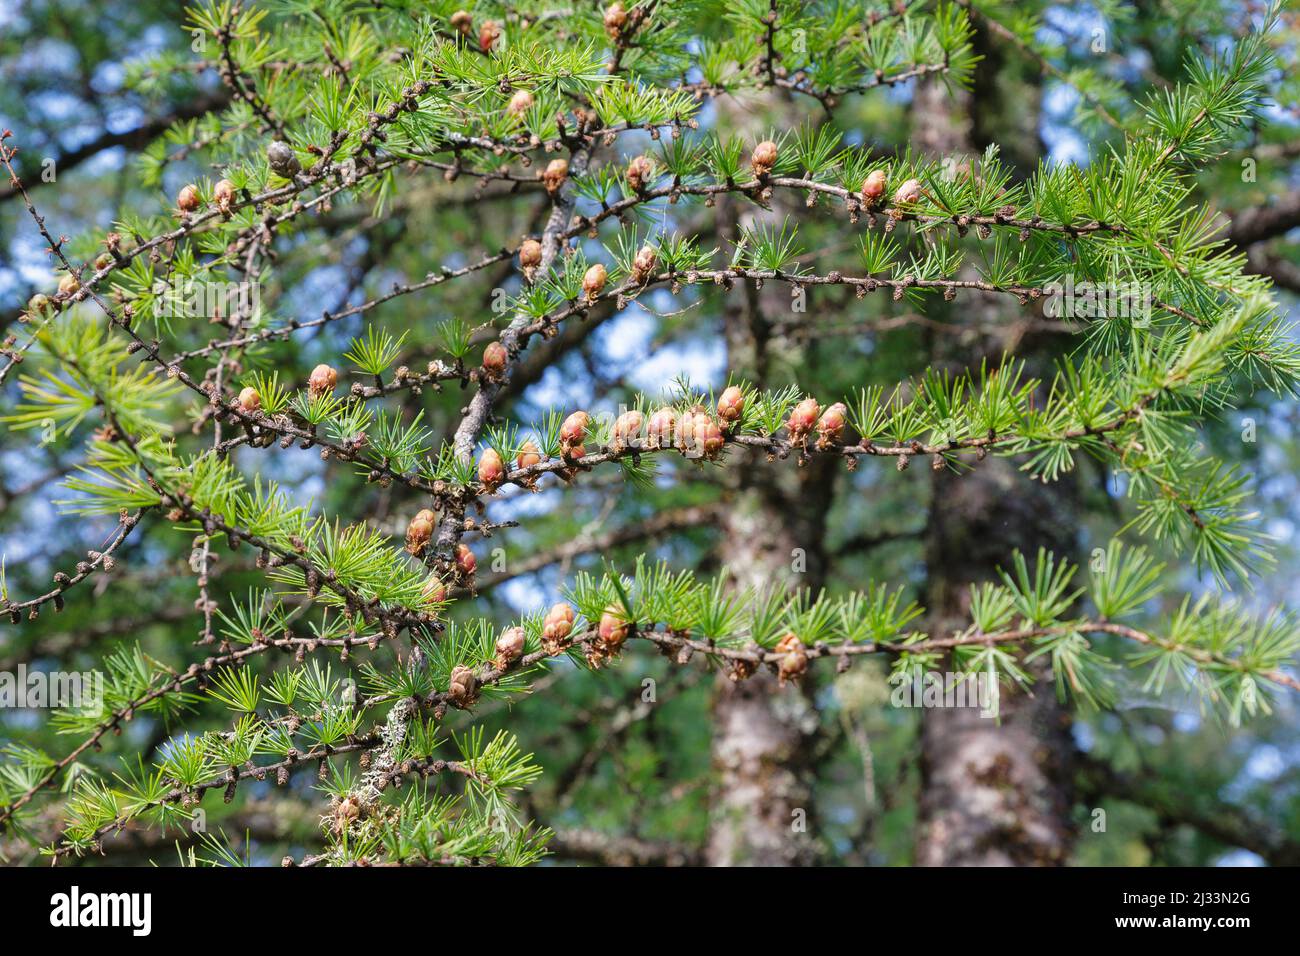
626;155;654;192
589;606;630;666
604;2;628;39
25;293;51;317
519;238;543;281
815;402;848;449
674;408;719;458
582;263;607;303
455;543;477;583
560;410;589;458
860;169;887;206
647;407;676;448
448;664;478;707
421;577;448;609
308;364;337;398
213;179;236;212
630;245;657;284
478;447;505;491
892;178;923;206
542;158;568;195
696;414;724;458
612;409;643;450
405;509;436;556
786;397;820;445
542;603;575;655
516;439;542;489
177;184;200;214
508;89;535;118
751;139;778;177
266;141;300;178
481;341;508;380
775;633;808;686
495;626;527;670
717;386;745;425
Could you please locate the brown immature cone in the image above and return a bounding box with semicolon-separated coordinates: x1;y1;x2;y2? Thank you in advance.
559;443;586;477
478;447;505;490
331;795;362;835
542;157;569;195
631;245;658;284
266;141;300;179
677;409;721;458
516;439;542;489
213;179;236;211
238;386;261;412
695;415;724;458
860;169;887;206
516;439;542;470
612;409;643;449
450;9;472;34
26;293;51;317
582;263;607;303
786;397;820;444
508;89;535;117
495;626;527;670
604;1;628;39
675;409;700;454
626;154;654;191
479;20;501;53
519;238;543;280
751;139;778;177
892;177;923;206
448;664;478;707
647;407;676;448
560;410;590;454
717;385;745;424
57;273;80;298
422;576;448;607
456;543;477;581
728;656;759;683
540;606;577;658
405;509;436;556
597;606;630;656
815;401;848;449
775;633;808;687
542;603;576;654
177;184;200;213
481;341;508;378
308;364;337;398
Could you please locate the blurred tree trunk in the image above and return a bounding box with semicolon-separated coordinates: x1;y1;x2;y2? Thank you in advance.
705;197;836;866
913;75;1079;867
917;456;1079;865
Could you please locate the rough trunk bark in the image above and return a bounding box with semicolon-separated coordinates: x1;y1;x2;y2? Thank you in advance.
912;77;1079;866
705;196;835;866
707;475;829;866
917;457;1079;866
